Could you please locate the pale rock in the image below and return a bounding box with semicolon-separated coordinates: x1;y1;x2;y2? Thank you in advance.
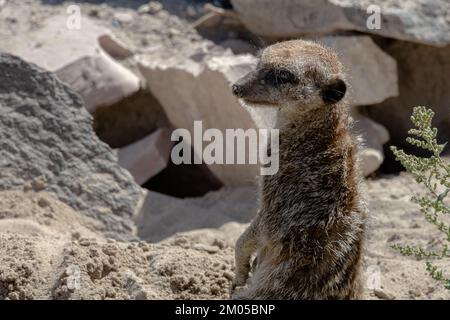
192;243;220;254
118;128;173;185
0;15;139;112
351;109;390;176
114;12;134;24
220;38;256;55
56;50;140;113
138;1;163;15
316;35;398;106
374;288;396;300
98;34;134;60
231;0;450;47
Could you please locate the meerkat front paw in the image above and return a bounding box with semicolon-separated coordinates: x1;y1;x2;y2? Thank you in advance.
230;274;247;297
232;273;248;289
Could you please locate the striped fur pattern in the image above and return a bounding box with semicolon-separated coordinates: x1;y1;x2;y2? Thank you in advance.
231;40;367;300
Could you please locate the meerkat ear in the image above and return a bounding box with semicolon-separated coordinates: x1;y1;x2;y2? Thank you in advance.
322;77;347;104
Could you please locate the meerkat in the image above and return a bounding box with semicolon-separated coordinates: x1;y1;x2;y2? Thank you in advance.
231;40;366;300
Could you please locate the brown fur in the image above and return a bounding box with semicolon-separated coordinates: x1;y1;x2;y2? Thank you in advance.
231;40;366;300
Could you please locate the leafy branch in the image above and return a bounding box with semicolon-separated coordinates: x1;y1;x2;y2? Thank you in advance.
390;106;450;290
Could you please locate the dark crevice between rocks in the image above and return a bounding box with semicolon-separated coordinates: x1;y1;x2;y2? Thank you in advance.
361;38;450;175
93;89;223;198
93;89;169;148
143;144;223;198
364;101;450;175
376;141;449;175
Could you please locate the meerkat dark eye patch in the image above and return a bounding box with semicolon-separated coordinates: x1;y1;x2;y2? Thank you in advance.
263;69;298;86
322;78;347;104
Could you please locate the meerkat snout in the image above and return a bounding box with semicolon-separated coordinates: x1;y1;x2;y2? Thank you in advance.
232;70;258;98
231;83;244;97
321;77;347;104
232;40;348;108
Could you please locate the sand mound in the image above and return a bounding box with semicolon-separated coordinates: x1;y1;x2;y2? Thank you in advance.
50;237;236;300
0;190;238;300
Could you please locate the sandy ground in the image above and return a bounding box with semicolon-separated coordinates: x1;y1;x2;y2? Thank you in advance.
0;190;237;299
363;174;450;299
1;174;449;300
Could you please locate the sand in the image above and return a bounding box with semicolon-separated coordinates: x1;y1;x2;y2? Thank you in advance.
1;174;450;300
0;190;238;299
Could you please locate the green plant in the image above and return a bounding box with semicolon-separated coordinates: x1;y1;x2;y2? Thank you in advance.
391;106;450;290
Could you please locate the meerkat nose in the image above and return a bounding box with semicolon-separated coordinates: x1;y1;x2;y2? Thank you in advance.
232;84;243;97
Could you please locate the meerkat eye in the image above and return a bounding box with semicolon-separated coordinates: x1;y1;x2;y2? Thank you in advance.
264;69;298;86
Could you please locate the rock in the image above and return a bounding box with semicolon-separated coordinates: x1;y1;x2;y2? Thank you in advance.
135;186;256;242
366;41;450;171
56;50;140;113
351;108;390;176
139;47;277;185
231;0;450;47
138;1;163;15
167;222;248;250
360;149;384;177
316;36;398;106
219;38;257;55
0;15;139;113
192;243;220;254
98;34;134;60
0;53;145;239
118;128;173;185
374;288;396;300
114;12;134;24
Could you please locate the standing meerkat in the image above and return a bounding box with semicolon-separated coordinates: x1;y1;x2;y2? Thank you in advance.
231;40;366;299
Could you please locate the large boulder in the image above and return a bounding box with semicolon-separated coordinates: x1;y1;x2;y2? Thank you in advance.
366;42;450;171
0;15;140;113
231;0;450;47
0;53;145;239
316;36;398;106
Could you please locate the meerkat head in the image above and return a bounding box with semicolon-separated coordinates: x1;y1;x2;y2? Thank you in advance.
232;40;347;110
